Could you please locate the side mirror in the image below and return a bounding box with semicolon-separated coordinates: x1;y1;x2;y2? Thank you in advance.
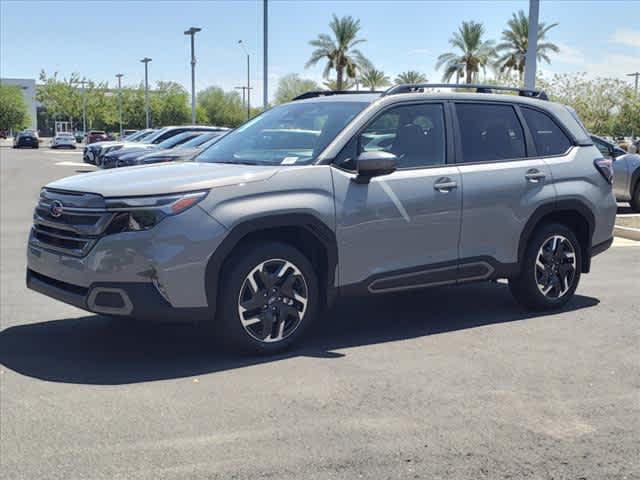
354;151;397;184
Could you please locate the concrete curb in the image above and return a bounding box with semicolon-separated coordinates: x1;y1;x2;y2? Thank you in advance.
614;225;640;241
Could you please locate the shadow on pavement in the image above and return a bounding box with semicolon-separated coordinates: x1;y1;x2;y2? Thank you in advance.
0;282;599;385
617;205;635;215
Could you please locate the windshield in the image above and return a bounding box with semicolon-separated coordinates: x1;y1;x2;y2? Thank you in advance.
195;101;368;165
176;131;222;149
156;131;200;149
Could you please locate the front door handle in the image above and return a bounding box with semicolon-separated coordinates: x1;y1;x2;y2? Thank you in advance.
434;177;458;192
525;169;546;183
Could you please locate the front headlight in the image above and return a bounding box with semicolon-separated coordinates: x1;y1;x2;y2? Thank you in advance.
104;191;209;233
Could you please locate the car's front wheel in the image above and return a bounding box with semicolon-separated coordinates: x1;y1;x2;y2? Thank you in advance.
215;242;318;354
509;223;582;311
630;182;640;213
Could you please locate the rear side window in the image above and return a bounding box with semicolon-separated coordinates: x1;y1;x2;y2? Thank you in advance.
521;107;572;156
455;103;526;163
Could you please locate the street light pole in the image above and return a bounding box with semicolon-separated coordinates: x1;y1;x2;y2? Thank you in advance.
116;74;124;138
628;72;640;96
184;27;202;124
72;79;89;134
238;40;251;120
524;0;540;89
140;57;152;128
263;0;268;109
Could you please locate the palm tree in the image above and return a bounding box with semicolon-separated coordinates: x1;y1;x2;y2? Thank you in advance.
359;68;391;91
436;21;496;84
496;10;559;82
395;70;428;85
306;14;371;90
323;78;355;91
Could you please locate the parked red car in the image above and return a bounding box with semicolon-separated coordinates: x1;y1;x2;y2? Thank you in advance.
85;130;109;144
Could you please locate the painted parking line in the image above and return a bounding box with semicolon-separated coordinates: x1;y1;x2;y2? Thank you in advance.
612;237;639;247
55;161;95;167
44;150;82;155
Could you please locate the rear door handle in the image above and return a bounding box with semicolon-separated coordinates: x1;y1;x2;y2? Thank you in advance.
525;169;546;182
434;178;458;192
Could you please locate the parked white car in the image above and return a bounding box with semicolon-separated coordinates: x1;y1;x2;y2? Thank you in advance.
51;132;77;149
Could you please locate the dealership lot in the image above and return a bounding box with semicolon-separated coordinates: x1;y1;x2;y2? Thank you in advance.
1;145;639;479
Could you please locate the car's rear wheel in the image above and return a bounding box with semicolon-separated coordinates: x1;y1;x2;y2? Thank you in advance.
215;241;318;354
509;223;581;311
630;181;640;213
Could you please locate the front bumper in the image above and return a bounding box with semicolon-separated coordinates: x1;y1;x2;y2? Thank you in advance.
27;205;228;320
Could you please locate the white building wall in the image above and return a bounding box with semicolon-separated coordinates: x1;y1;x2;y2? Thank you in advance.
1;78;38;130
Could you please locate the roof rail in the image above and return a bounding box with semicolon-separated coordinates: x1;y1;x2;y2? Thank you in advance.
383;83;548;101
292;90;383;101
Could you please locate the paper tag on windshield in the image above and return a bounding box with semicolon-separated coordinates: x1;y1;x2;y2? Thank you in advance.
281;157;298;165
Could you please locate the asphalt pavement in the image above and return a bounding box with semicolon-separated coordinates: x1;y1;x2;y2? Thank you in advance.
1;145;639;479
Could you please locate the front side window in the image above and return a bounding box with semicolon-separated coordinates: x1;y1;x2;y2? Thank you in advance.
358;103;446;169
455;103;526;163
196;101;368;166
521;107;572;156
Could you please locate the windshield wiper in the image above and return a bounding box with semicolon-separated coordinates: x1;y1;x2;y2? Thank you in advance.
213;160;262;166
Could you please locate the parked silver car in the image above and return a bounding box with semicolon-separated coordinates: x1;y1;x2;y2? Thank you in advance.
27;84;616;354
591;135;640;211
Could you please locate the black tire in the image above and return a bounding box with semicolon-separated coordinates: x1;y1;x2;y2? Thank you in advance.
509;223;582;311
630;181;640;213
215;241;319;354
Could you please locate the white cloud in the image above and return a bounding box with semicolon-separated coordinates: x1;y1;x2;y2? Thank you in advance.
611;28;640;48
552;42;586;65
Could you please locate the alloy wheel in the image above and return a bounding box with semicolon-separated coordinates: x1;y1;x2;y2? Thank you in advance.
237;258;308;343
534;235;576;299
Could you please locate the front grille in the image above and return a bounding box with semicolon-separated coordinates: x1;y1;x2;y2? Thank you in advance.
30;189;113;257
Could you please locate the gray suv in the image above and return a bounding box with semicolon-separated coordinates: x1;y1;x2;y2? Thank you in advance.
27;84;617;353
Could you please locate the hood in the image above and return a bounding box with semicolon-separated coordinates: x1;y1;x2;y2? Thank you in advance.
46;162;281;197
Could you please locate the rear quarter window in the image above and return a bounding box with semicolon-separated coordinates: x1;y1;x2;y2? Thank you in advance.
521;107;572;156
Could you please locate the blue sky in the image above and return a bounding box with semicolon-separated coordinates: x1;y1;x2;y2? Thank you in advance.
2;0;639;103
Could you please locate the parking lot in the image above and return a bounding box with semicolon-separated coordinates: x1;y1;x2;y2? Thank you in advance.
1;144;638;479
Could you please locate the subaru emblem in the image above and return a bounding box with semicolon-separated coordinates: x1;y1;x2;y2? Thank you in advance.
50;200;64;218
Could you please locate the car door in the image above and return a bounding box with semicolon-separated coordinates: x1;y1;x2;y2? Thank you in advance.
453;102;557;273
331;101;463;292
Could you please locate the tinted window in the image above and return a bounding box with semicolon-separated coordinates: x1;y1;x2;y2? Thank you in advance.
591;136;611;157
521;107;572;156
456;103;525;163
359;103;446;169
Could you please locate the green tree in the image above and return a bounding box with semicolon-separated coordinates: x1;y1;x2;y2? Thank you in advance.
150;81;190;127
436;21;496;83
359;68;391;91
395;71;428;85
274;73;321;104
197;86;245;127
496;10;559;83
539;73;634;135
0;84;29;131
306;14;371;90
323;78;355;91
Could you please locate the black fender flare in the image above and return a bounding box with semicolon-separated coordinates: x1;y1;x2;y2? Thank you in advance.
204;213;338;318
517;199;595;273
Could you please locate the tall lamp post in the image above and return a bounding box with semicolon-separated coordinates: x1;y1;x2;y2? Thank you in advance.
115;73;124;137
524;0;540;89
263;0;268;109
238;40;251;120
184;27;202;124
140;57;152;128
628;72;640;96
72;79;89;134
